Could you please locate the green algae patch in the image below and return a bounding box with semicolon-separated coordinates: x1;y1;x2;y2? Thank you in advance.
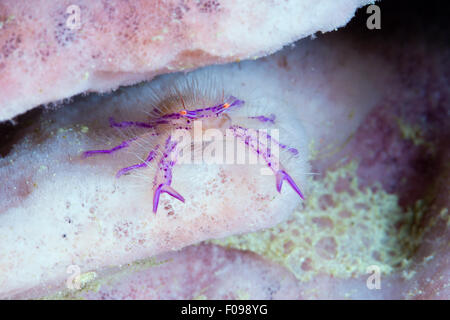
396;117;436;153
396;117;425;146
210;161;427;282
43;257;169;300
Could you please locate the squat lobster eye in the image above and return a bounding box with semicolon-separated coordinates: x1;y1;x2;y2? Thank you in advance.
222;103;230;109
179;110;187;115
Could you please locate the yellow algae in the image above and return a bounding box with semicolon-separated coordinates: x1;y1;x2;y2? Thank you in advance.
396;117;425;146
318;132;355;160
308;139;318;161
439;208;450;227
236;290;251;300
210;161;428;281
396;117;436;154
78;272;98;288
44;257;169;299
348;110;355;120
192;286;209;300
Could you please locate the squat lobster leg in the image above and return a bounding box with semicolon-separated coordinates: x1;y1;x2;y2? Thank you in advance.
229;125;304;200
152;135;185;213
115;148;158;178
81;137;138;158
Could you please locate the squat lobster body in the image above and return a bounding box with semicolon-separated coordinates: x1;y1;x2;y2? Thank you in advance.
82;80;304;213
176;96;244;119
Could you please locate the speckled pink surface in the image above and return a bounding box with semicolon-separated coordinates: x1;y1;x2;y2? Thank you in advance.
0;0;370;121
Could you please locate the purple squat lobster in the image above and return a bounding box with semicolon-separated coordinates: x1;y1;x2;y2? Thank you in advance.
82;95;304;213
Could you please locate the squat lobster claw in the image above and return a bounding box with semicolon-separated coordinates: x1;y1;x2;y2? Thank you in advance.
153;184;185;213
276;170;305;200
